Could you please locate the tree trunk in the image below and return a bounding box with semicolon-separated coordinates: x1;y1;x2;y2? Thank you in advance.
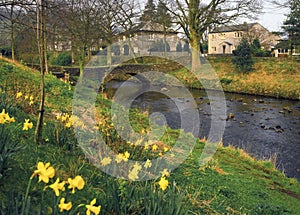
79;45;86;75
107;42;112;66
9;5;15;61
34;0;46;145
128;39;138;64
43;0;48;74
190;31;201;72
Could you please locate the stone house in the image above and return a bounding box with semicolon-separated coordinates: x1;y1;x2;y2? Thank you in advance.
208;22;281;55
117;21;183;55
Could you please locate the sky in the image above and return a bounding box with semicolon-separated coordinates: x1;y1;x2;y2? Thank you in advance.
255;1;289;32
139;0;290;33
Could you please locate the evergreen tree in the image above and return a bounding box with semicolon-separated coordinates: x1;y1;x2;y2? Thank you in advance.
282;0;300;54
251;38;262;56
140;0;156;23
232;38;254;73
156;0;172;28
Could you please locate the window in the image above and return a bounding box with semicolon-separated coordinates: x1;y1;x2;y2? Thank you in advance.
211;34;216;39
235;32;243;38
219;33;226;39
212;47;217;52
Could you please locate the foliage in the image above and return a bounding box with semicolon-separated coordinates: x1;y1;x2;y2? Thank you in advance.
232;38;254;72
0;47;12;57
140;0;156;23
155;0;172;29
0;113;23;180
251;39;272;57
282;0;300;52
49;52;72;66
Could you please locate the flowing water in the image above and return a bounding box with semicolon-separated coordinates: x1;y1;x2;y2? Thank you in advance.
104;80;300;180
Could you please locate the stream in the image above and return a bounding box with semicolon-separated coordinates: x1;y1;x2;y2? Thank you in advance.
104;80;300;180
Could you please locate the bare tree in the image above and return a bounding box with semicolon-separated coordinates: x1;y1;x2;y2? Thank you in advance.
165;0;262;72
0;0;30;61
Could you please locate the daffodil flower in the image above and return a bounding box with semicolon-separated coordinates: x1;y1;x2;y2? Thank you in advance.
144;159;152;168
49;178;66;196
128;168;139;181
58;198;72;212
152;144;158;151
86;198;101;215
158;176;169;191
31;162;55;183
68;176;85;194
23;119;33;130
0;109;14;124
161;169;170;177
124;151;130;160
16;92;23;99
101;157;111;166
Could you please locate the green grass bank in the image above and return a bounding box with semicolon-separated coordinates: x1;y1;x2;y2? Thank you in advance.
0;58;299;214
170;57;300;100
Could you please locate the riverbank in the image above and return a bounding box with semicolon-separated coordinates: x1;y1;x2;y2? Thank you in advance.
0;59;300;214
171;57;300;100
102;56;300;100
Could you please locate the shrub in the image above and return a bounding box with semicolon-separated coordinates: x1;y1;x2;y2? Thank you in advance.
49;52;72;66
232;38;254;73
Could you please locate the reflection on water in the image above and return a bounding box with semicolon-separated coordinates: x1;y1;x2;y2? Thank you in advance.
104;80;300;180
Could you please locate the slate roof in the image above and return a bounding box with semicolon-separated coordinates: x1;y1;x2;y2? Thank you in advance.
210;23;257;33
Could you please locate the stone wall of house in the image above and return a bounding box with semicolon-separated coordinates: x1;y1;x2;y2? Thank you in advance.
208;23;281;55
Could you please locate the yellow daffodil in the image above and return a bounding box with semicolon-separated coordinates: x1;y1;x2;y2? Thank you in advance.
23;119;33;130
128;162;142;180
124;151;130;160
49;178;66;196
163;147;169;152
65;122;72;128
31;162;55;183
56;114;61;120
101;157;112;166
86;198;101;215
158;177;169;191
152;144;158;151
0;109;7;124
16;92;23;99
0;109;11;124
115;153;129;163
29;100;34;106
161;169;170;177
144;159;152;168
24;95;29;100
128;168;139;181
133;162;142;171
158;152;163;156
9;116;15;123
68;176;85;194
29;95;34;101
58;198;72;212
115;153;124;163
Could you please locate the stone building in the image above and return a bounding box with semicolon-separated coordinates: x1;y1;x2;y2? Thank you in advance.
118;21;183;55
208;22;281;55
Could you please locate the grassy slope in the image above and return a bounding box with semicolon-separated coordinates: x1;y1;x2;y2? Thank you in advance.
170;57;300;100
0;58;300;214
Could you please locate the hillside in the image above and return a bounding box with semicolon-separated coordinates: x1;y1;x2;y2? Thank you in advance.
0;58;299;214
